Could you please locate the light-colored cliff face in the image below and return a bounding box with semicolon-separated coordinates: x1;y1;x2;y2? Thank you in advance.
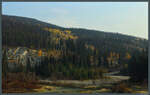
7;47;45;69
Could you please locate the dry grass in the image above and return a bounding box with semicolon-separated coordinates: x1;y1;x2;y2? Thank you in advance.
133;91;148;93
96;88;111;93
84;85;97;89
2;72;41;93
80;90;93;94
33;85;56;93
40;81;85;88
111;82;133;93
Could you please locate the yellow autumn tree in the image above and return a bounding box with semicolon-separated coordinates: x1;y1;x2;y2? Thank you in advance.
117;53;119;59
44;27;78;41
85;44;95;51
90;56;94;65
125;52;131;60
89;45;95;51
64;30;71;34
38;50;42;56
47;50;61;59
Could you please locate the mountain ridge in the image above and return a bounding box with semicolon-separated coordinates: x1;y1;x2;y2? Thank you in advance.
2;14;147;40
2;14;148;56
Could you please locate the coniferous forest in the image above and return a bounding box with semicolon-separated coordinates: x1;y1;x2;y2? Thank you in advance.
2;15;148;93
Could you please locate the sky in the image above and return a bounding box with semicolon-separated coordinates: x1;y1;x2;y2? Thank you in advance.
2;2;148;39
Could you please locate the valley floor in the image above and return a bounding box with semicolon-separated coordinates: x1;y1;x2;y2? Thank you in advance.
3;72;148;94
35;75;147;94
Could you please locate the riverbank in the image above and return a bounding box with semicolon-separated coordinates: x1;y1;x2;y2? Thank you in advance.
3;72;148;94
32;78;147;94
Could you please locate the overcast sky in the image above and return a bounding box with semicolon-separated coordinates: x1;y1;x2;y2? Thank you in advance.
2;2;148;39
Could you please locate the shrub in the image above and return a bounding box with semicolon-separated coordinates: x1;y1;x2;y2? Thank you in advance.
112;82;133;93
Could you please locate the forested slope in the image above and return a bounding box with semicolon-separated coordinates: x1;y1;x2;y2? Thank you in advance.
2;15;148;79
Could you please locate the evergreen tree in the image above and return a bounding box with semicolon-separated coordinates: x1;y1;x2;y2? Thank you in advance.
2;49;9;78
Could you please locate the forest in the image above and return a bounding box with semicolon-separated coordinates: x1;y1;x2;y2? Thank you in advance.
2;15;148;93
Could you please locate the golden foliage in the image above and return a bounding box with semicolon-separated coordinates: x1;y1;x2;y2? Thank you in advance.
64;30;71;34
44;28;78;45
85;44;95;51
47;50;61;59
38;50;42;56
125;52;131;60
44;28;78;40
107;52;120;65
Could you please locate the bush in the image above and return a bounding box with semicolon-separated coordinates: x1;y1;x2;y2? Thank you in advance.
2;72;40;93
112;82;132;93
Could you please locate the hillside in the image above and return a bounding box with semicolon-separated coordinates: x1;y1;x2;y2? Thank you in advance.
1;16;148;94
2;15;148;79
2;15;147;51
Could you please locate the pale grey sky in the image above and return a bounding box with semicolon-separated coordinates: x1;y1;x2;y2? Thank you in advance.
2;2;148;39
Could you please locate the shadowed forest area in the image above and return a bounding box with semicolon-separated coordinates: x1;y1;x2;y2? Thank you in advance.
2;15;148;93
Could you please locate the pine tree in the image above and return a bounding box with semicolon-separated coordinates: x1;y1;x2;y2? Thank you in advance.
2;49;9;78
